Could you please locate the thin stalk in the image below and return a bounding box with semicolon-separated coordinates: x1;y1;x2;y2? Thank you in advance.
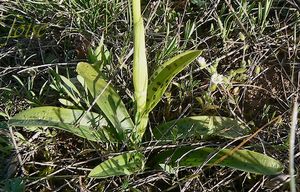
9;126;28;176
132;0;148;141
289;93;298;192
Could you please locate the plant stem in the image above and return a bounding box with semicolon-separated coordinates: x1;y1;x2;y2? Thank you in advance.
132;0;148;141
289;93;298;192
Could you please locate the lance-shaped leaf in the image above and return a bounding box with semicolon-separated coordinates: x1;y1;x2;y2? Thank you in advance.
89;151;145;178
154;147;283;175
153;116;250;141
8;106;109;142
147;50;202;112
76;62;134;138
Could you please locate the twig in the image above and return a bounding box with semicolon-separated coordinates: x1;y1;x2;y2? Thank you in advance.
8;126;28;176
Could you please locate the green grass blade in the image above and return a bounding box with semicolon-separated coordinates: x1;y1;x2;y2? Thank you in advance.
153;116;249;141
8;106;109;142
147;50;202;112
60;75;81;96
154;147;283;175
88;151;145;178
76;62;134;139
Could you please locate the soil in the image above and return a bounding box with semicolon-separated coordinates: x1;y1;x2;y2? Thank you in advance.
243;64;293;124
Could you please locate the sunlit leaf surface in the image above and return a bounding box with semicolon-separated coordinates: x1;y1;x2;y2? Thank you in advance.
154;146;283;175
154;116;249;140
89;152;145;178
9;106;108;142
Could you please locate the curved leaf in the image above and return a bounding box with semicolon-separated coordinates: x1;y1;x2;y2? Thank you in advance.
8;106;109;142
154;147;283;175
153;116;249;140
76;62;134;139
88;151;145;178
146;50;202;112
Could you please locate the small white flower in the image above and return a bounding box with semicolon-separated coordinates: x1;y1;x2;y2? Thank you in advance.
197;56;206;66
211;73;224;85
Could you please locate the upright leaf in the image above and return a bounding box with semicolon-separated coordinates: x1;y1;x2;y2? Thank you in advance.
132;0;148;141
153;116;249;141
154;147;283;175
147;50;202;112
76;62;134;140
8;107;109;142
88;151;145;178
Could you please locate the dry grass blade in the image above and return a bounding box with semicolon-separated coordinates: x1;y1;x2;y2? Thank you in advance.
289;93;298;192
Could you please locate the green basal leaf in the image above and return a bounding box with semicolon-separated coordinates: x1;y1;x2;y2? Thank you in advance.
147;50;202;112
8;106;109;142
88;151;145;178
76;62;134;140
154;147;283;175
3;178;25;192
0;121;8;129
153;116;249;141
